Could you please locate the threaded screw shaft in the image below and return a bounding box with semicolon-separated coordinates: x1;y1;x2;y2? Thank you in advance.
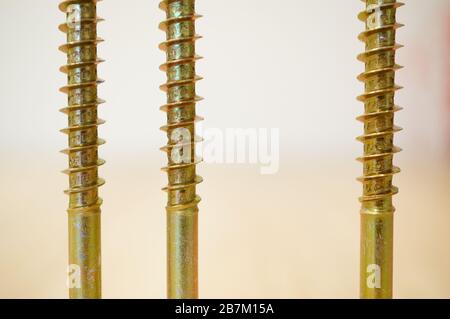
59;0;105;299
159;0;203;299
357;0;404;299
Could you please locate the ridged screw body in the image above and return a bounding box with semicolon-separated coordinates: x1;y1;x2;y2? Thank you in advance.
357;0;403;299
59;0;105;299
159;0;203;299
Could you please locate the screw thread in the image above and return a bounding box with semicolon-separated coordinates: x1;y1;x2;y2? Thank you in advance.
59;0;104;298
159;0;203;299
357;0;403;299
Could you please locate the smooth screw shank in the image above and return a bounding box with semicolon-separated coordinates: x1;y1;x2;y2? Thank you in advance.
357;0;403;299
59;0;105;299
159;0;203;299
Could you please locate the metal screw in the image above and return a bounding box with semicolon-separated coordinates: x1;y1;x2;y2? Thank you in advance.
357;0;404;299
159;0;203;299
59;0;105;299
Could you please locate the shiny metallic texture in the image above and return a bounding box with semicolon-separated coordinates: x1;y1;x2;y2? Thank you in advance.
159;0;203;299
357;0;404;299
59;0;105;299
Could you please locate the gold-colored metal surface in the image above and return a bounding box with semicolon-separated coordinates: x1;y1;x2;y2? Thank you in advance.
159;0;203;299
357;0;403;299
59;0;105;299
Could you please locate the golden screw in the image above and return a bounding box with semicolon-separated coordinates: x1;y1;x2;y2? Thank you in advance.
357;0;404;299
59;0;105;299
159;0;203;299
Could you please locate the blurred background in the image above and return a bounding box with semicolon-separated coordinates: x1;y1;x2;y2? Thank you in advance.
0;0;449;298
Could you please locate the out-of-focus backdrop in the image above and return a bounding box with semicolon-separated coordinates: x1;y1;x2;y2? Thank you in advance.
0;0;449;298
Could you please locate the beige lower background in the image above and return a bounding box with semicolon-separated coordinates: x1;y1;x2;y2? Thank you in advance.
0;156;449;298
